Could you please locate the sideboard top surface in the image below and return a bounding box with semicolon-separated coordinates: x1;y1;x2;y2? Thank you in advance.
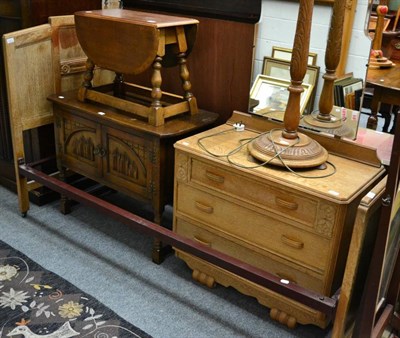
48;90;218;138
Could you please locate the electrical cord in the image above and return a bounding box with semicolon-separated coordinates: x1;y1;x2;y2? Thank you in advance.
197;126;337;179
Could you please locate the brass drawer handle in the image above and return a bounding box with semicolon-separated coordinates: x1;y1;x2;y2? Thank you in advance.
193;236;211;247
275;197;298;210
281;235;304;249
205;170;225;183
195;201;214;214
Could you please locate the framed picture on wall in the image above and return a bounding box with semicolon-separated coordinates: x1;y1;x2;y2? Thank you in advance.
250;74;313;117
271;46;318;66
262;57;320;114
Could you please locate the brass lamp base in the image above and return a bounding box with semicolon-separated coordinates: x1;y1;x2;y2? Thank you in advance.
248;130;328;168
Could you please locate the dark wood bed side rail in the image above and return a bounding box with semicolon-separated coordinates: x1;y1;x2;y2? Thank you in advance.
18;158;337;317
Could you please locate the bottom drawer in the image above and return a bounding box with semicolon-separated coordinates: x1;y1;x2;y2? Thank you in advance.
174;217;325;293
175;247;328;328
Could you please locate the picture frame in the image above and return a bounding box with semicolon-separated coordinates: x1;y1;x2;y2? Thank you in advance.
271;46;318;66
262;56;320;113
249;74;313;117
342;79;363;109
334;77;363;108
342;79;363;98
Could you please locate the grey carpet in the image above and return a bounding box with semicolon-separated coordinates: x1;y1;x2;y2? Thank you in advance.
0;185;331;337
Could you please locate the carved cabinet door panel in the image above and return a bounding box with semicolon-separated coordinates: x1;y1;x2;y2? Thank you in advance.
102;126;154;201
56;112;102;178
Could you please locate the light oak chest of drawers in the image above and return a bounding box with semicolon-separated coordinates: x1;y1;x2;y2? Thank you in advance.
173;122;385;328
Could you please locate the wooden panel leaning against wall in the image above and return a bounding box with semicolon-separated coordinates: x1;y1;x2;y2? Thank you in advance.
0;0;101;201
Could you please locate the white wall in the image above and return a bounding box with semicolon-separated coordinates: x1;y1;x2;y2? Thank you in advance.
253;0;373;110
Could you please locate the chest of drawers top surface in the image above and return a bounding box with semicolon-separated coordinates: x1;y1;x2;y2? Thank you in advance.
174;124;385;203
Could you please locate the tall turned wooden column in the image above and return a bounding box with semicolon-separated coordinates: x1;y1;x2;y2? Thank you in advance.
372;3;388;52
368;1;395;66
367;2;395;129
282;0;314;140
248;0;328;169
303;0;346;129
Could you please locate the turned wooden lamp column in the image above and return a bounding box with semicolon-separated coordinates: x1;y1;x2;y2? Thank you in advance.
249;0;328;168
371;2;389;57
367;2;395;129
367;1;395;68
303;0;346;128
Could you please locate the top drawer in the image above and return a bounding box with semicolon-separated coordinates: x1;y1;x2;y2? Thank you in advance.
189;158;328;233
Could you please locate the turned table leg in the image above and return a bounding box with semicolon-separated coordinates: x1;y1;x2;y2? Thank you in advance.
152;238;173;264
78;58;95;102
367;88;381;130
59;167;71;215
177;52;198;114
151;208;173;264
149;56;164;127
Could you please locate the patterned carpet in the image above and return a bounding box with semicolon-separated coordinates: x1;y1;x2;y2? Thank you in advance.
0;240;151;338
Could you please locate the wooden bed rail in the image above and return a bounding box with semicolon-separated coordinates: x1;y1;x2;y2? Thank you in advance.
18;158;337;317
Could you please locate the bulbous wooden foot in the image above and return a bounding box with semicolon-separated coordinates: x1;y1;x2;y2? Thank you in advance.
192;269;216;288
270;308;297;329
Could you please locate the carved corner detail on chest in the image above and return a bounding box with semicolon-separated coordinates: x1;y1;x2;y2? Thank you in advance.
315;203;336;237
60;57;87;75
176;153;189;183
147;181;156;196
148;145;158;165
